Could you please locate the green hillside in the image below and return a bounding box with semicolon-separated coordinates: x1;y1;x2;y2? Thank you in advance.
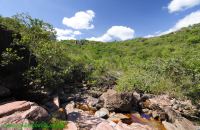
0;14;200;103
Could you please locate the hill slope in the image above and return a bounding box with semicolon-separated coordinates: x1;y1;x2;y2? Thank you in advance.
0;14;200;103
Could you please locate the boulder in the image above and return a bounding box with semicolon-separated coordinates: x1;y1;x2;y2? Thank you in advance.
100;89;137;112
94;108;109;118
0;101;49;130
0;101;34;117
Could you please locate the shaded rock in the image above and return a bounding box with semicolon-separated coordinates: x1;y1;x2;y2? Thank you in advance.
44;101;59;113
89;90;103;98
163;107;181;122
100;89;137;112
22;105;49;121
0;86;10;98
86;96;99;108
95;108;109;118
51;108;66;120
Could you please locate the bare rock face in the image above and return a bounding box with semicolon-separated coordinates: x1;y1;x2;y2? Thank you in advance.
162;117;198;130
99;89;137;112
64;121;78;130
0;101;49;130
65;101;105;130
92;122;115;130
115;122;153;130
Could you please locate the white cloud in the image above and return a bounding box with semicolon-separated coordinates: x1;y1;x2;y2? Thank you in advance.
161;10;200;35
145;10;200;37
87;26;135;42
168;0;200;13
55;28;82;40
62;10;95;30
144;35;155;38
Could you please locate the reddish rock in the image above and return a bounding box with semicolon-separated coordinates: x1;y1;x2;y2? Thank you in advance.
0;101;33;117
95;122;114;130
64;121;77;130
162;117;198;130
0;101;49;130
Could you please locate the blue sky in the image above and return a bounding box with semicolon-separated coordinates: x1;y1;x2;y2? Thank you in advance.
0;0;200;42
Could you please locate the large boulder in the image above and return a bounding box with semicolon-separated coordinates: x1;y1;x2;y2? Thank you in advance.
99;89;137;112
0;101;49;130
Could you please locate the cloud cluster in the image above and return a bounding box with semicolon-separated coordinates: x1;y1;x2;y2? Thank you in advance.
161;10;200;35
62;10;95;30
168;0;200;13
55;28;81;40
145;10;200;37
87;26;134;42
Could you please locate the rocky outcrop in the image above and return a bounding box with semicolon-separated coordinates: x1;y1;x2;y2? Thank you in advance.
60;90;200;130
162;117;199;130
65;101;105;130
99;89;137;112
138;94;200;122
64;121;78;130
0;101;49;130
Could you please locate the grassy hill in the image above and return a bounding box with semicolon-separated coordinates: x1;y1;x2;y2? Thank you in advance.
0;14;200;103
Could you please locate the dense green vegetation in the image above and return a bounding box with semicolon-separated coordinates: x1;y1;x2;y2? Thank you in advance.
0;14;200;103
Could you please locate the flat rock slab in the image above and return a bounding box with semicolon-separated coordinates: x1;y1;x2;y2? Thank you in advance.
0;101;34;117
0;101;49;130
